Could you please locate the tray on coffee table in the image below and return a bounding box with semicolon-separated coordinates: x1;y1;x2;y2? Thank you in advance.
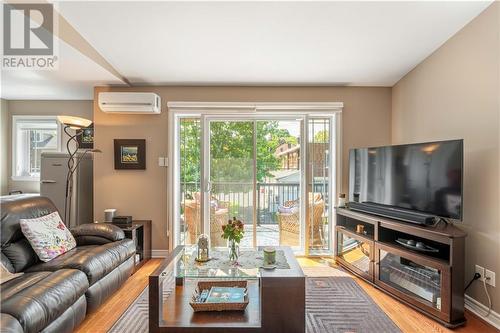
190;280;249;312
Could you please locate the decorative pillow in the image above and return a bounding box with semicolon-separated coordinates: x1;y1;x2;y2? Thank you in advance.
20;211;76;262
278;205;292;214
278;205;299;214
0;262;23;284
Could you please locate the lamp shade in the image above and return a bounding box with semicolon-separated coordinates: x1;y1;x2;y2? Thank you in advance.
57;116;92;129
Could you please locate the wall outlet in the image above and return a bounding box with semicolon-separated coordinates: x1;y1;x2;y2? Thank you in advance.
475;265;485;281
485;269;496;287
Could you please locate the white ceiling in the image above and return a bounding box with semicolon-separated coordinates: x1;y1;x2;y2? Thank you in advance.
1;1;493;100
1;38;123;100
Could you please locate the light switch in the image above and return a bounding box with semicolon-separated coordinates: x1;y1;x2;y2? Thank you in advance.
158;157;168;167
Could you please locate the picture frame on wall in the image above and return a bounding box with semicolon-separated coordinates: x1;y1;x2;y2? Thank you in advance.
77;123;94;149
114;139;146;170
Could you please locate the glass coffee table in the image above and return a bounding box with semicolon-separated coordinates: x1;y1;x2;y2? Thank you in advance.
149;245;305;333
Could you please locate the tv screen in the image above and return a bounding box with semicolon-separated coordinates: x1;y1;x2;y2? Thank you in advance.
349;140;463;220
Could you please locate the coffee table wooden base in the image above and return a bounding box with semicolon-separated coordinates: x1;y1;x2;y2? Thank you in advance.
149;246;305;333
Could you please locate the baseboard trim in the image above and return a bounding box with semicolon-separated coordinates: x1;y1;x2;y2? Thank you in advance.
151;250;169;258
465;294;500;329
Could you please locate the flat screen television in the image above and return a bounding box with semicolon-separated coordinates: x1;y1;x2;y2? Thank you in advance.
349;139;463;221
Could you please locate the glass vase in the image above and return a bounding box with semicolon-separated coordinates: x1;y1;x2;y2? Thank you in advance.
228;239;239;263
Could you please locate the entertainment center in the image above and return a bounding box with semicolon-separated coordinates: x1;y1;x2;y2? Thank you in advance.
335;208;466;327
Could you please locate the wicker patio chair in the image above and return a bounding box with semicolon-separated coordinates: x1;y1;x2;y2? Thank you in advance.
277;193;325;247
184;195;229;247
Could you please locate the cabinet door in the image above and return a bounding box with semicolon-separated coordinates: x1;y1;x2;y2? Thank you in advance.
336;227;374;281
375;242;451;322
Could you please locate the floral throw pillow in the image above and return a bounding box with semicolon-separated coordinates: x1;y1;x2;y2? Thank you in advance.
20;211;76;262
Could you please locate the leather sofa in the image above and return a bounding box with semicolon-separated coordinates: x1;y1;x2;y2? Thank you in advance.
0;196;136;333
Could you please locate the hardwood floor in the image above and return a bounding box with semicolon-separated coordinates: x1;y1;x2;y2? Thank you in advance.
75;259;161;333
76;258;499;333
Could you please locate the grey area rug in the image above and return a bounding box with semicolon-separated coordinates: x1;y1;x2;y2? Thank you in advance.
109;277;401;333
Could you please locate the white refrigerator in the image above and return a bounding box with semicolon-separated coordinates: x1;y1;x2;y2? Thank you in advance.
40;152;93;228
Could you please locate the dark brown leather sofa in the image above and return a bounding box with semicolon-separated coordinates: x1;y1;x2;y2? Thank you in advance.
0;196;136;333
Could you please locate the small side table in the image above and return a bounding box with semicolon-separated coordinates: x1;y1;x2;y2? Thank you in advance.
109;220;151;272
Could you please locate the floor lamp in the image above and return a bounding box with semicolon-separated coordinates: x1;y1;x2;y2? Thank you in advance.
57;116;99;226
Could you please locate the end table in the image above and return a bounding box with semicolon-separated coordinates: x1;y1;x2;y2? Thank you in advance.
109;220;151;272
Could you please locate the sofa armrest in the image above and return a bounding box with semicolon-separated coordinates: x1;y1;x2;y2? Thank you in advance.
71;223;125;246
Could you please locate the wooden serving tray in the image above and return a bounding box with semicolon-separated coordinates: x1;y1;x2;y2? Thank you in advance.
190;280;249;312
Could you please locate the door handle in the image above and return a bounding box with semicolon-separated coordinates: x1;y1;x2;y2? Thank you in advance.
40;180;56;184
205;181;212;192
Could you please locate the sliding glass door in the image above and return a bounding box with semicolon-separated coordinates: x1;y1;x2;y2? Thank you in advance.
204;119;256;248
175;110;337;255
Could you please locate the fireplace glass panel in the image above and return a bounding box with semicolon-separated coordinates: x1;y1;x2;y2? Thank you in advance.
379;249;442;310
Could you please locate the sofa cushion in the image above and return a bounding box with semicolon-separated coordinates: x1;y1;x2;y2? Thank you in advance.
26;239;135;285
71;223;125;246
1;196;57;272
20;211;76;262
0;261;23;284
1;196;57;246
1;253;15;273
1;269;88;333
0;313;23;333
1;239;39;273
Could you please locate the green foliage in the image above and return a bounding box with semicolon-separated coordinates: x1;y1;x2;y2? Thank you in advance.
180;120;297;183
314;130;329;143
228;202;241;217
180;119;201;183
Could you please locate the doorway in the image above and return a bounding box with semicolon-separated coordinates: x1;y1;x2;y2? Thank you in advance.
170;103;342;256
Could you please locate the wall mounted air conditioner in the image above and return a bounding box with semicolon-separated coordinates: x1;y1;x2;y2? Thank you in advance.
98;92;161;114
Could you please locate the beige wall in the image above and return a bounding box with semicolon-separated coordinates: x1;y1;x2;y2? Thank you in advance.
7;100;93;194
1;99;8;195
392;2;500;312
93;86;392;250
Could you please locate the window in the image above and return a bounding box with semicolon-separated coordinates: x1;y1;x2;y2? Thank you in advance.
12;116;61;180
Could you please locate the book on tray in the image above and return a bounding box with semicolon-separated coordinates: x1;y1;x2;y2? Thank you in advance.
201;287;246;303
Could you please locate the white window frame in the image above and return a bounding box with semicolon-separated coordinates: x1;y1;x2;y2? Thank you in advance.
167;102;343;255
11;115;62;181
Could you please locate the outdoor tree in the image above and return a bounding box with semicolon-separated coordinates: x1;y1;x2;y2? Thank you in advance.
314;129;329;143
180;120;297;184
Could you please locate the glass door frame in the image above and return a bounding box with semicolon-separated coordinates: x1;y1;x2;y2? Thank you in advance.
201;117;258;248
168;102;343;256
202;114;307;251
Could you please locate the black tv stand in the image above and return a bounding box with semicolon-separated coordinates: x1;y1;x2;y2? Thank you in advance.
348;201;436;225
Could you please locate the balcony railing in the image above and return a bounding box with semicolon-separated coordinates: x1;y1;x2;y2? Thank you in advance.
180;181;328;225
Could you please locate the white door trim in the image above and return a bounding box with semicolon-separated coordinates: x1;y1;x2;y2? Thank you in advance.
168;102;343;254
167;101;344;113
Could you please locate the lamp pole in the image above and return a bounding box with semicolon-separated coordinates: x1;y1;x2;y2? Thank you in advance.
57;116;94;226
63;125;82;226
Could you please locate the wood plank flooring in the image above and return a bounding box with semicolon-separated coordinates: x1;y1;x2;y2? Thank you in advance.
75;258;499;333
75;259;160;333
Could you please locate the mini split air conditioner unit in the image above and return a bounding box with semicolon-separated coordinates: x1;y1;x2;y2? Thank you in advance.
98;92;161;114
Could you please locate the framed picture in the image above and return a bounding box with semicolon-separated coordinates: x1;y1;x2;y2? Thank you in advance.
114;139;146;170
77;123;94;149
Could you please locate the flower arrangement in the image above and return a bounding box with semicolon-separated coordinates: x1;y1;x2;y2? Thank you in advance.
222;217;245;242
222;217;245;262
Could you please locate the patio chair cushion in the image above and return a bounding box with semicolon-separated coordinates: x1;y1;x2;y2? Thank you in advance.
278;205;299;214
